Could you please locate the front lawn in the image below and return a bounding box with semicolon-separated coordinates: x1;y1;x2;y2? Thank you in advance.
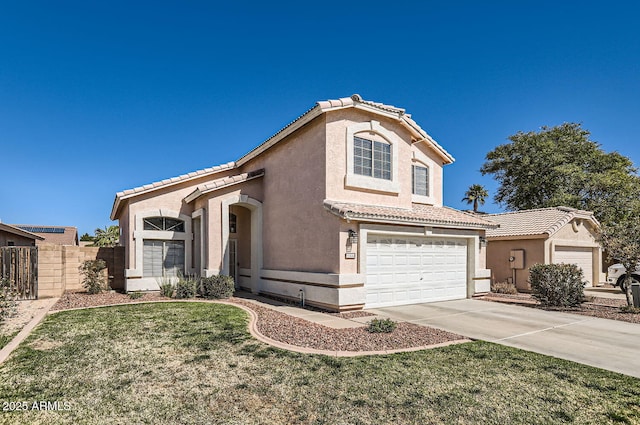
0;303;638;424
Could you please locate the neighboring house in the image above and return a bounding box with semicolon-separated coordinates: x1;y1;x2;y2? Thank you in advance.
486;207;603;291
0;222;44;246
12;225;79;246
111;94;497;311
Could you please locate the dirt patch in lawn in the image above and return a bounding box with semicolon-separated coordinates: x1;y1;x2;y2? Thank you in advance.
481;292;640;324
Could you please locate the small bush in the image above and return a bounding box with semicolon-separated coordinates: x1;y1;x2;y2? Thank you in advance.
491;280;518;295
367;318;397;333
0;278;18;324
175;275;198;299
529;263;585;307
198;275;235;299
128;291;143;300
157;277;175;298
79;259;108;294
620;305;640;314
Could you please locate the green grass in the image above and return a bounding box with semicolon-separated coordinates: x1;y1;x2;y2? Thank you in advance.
0;303;638;424
0;331;18;351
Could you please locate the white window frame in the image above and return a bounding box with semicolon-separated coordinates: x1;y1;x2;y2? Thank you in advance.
143;239;186;278
411;159;436;205
412;164;429;197
346;120;400;193
127;209;193;279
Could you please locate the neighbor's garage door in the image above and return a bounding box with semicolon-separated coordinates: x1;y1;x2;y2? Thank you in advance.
553;246;594;287
365;235;468;308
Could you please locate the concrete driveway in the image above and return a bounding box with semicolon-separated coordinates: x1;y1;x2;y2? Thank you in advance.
369;299;640;378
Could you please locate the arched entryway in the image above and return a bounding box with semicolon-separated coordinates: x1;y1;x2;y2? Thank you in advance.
221;195;263;293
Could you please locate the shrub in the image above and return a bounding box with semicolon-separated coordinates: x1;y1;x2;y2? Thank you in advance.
366;318;397;333
128;291;143;300
0;278;17;324
620;305;640;314
79;259;108;294
157;276;175;298
529;263;585;307
491;280;518;295
175;275;198;299
198;275;235;299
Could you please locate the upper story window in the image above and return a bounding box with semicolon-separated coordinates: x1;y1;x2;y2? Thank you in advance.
412;165;429;196
143;217;185;232
354;136;392;180
345;121;400;194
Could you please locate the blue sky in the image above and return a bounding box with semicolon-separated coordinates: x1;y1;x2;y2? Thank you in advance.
1;1;638;236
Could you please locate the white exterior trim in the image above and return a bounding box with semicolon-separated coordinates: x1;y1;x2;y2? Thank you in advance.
345;120;400;194
126;209;193;291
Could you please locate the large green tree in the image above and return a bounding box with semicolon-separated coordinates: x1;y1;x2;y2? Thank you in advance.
599;217;640;306
481;123;640;226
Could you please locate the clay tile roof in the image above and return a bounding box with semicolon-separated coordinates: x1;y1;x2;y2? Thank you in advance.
485;207;599;238
237;94;454;167
183;169;265;203
114;161;236;199
324;200;498;230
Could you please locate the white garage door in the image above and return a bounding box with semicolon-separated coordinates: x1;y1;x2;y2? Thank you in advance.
553;246;594;287
365;235;468;308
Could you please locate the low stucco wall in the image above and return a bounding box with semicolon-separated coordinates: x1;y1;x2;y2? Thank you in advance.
38;245;125;298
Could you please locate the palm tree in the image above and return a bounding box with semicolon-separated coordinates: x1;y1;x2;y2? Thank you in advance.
462;184;489;213
92;225;120;247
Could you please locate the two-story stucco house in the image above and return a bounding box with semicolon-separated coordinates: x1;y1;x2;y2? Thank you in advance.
111;95;497;311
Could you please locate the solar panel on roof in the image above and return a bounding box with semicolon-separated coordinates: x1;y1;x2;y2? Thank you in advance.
17;226;65;234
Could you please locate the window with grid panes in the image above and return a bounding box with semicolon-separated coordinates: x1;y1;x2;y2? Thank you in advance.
354;136;391;180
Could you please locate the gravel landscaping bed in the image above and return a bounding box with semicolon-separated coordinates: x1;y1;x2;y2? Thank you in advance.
230;298;465;352
51;291;165;311
482;293;640;324
47;292;465;352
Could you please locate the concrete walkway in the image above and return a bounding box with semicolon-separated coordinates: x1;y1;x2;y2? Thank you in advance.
234;293;364;329
369;299;640;378
0;297;59;365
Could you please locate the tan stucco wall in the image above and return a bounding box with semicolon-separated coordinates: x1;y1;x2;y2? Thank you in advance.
239;116;342;273
324;108;444;208
38;245;125;298
116;168;237;273
486;238;545;291
553;219;599;243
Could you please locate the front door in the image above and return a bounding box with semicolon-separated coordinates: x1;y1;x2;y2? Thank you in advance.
229;239;238;287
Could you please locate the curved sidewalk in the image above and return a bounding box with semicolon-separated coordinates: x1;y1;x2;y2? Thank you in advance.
370;299;640;378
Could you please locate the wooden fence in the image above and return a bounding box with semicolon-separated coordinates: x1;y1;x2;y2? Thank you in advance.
0;246;38;300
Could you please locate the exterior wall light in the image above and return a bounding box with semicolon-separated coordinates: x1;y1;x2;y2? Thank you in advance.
479;236;487;247
348;229;359;245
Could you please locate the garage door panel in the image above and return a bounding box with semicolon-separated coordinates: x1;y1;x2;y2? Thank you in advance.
554;246;594;286
366;235;468;308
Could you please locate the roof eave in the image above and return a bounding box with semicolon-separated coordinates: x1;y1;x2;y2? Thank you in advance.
324;206;496;230
183;171;265;203
0;223;45;240
236;106;323;167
